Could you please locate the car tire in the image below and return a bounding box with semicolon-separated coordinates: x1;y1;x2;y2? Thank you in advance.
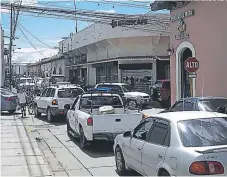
115;146;127;175
79;127;87;149
67;120;73;139
34;105;41;117
160;171;170;176
8;110;16;114
47;108;54;122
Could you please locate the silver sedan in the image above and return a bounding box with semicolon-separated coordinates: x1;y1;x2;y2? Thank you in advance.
0;89;18;113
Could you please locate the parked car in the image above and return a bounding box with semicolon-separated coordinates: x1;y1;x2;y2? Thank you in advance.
114;111;227;176
95;83;150;108
34;85;84;122
150;80;170;107
161;96;227;113
0;88;18;113
65;88;143;149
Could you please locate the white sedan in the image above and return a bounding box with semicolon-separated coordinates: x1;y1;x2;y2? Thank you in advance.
113;111;227;176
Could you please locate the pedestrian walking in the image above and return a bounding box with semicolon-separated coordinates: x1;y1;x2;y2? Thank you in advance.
17;88;27;117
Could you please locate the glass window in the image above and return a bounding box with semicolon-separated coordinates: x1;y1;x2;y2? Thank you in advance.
183;102;194;111
41;89;48;97
45;88;52;97
57;88;84;98
178;117;227;147
133;121;153;140
50;89;55;97
80;96;123;109
200;99;227;111
148;120;169;146
171;101;183;110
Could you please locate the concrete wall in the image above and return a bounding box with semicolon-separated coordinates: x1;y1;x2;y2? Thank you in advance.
170;1;227;104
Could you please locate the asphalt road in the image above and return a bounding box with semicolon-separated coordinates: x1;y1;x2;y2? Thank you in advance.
21;114;141;176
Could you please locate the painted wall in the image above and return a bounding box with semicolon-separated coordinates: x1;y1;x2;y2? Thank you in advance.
170;1;227;104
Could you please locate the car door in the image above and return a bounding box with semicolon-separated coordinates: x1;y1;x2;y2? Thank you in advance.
37;88;48;109
67;96;79;133
142;118;170;176
123;120;153;175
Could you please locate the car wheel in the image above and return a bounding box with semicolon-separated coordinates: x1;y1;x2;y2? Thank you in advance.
79;127;87;149
115;146;127;175
8;110;16;114
67;120;73;139
34;105;41;117
47;108;53;122
160;171;170;176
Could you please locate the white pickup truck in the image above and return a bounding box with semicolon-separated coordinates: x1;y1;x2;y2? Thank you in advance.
64;89;143;149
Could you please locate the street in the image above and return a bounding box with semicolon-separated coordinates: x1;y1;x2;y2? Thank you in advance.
10;112;141;176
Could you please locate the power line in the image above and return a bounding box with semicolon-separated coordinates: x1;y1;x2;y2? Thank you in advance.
18;25;45;57
18;22;52;48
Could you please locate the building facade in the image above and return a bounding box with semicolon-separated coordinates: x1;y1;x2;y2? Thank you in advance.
151;1;227;104
0;24;5;86
12;63;29;77
59;15;170;92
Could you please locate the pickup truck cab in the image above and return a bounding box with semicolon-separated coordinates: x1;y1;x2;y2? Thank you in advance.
95;83;150;108
34;84;84;122
65;88;143;149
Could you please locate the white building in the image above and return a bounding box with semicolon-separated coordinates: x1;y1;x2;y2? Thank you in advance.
0;24;5;86
12;63;28;77
59;14;170;92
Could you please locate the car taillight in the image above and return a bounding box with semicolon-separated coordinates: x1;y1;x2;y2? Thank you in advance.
5;97;12;101
52;99;58;105
189;161;224;175
87;117;93;126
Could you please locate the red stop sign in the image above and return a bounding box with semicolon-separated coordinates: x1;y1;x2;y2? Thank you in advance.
184;57;199;72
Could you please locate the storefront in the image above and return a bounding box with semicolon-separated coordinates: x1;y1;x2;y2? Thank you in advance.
151;1;227;104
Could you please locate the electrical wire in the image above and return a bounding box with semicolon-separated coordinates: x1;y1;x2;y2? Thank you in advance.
18;22;52;48
18;25;45;57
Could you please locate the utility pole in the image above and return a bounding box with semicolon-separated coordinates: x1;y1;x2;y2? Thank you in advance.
9;3;14;90
73;0;78;33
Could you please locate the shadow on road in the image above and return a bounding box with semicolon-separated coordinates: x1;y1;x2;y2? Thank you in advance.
0;111;21;116
36;114;67;126
116;169;142;176
71;138;114;158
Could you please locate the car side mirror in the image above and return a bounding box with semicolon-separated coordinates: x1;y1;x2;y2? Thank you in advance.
64;104;70;110
123;131;132;138
216;106;226;114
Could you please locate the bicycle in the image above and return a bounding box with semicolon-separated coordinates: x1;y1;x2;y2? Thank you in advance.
28;100;35;115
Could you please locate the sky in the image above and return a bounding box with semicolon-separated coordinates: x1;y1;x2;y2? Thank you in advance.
1;0;168;63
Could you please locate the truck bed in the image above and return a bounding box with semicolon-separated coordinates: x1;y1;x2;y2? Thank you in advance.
92;113;142;141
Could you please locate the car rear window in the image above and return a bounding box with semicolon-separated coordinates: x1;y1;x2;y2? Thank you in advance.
57;88;84;98
178;117;227;147
201;99;227;111
80;96;123;108
0;90;13;95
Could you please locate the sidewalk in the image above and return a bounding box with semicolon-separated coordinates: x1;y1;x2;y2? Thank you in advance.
1;113;53;176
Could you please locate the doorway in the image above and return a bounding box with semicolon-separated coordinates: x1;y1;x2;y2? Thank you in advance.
180;48;192;98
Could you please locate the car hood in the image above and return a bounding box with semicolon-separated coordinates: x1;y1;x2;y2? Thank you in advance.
124;92;149;97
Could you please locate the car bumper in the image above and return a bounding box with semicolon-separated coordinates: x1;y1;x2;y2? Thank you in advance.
93;132;124;141
50;107;66;117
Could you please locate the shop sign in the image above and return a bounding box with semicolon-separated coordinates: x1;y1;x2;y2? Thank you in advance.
188;73;197;78
175;18;189;40
171;9;195;22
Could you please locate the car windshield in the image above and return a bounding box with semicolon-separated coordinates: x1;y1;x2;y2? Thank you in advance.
122;84;133;92
178;117;227;147
200;99;227;111
80;96;123;108
57;88;84;98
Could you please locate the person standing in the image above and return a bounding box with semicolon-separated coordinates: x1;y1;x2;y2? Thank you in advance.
17;88;27;117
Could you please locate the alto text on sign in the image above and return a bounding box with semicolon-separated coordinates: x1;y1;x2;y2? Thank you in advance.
184;57;199;73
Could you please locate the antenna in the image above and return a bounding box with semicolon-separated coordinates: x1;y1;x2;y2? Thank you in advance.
202;76;205;98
